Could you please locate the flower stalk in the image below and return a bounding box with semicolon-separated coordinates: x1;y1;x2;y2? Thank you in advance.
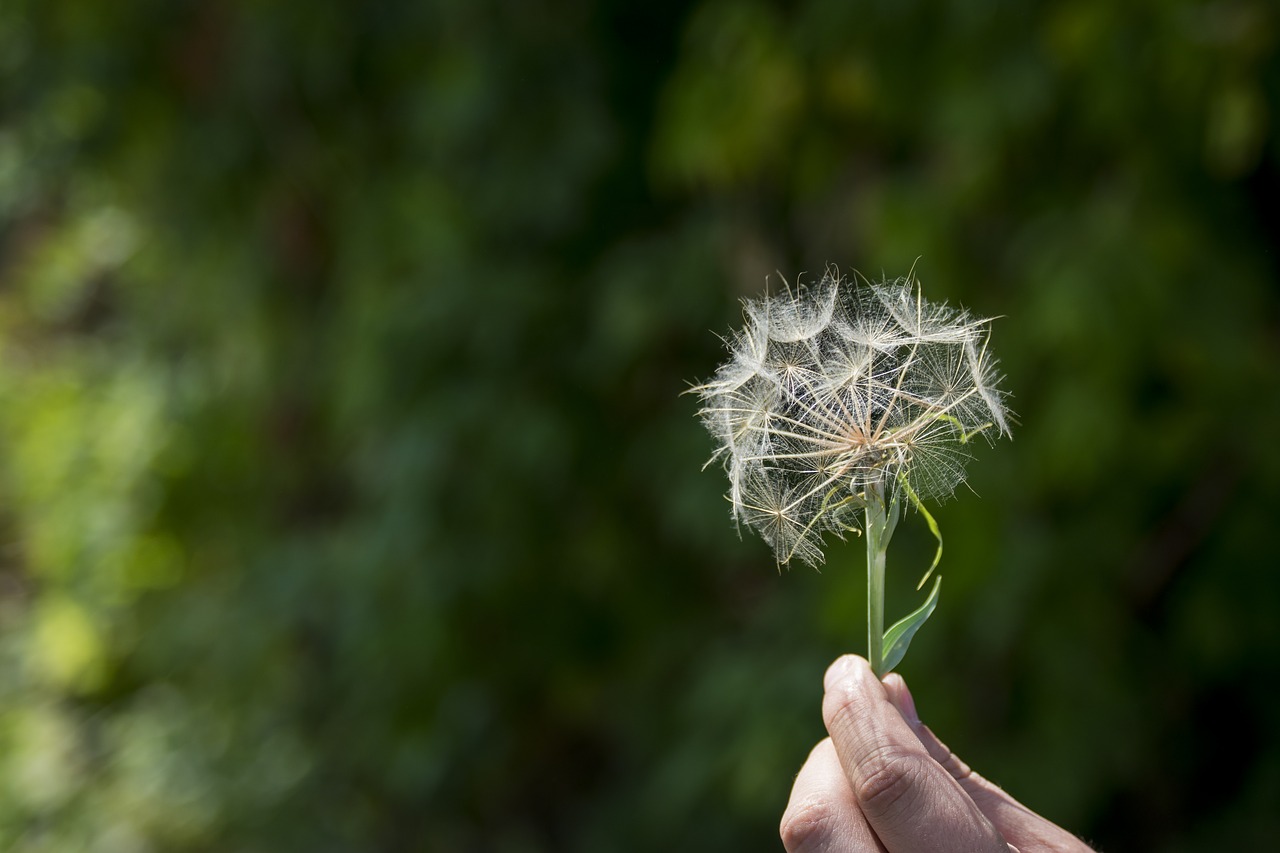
865;477;890;676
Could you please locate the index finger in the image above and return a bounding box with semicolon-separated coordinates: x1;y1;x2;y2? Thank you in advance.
822;655;1008;853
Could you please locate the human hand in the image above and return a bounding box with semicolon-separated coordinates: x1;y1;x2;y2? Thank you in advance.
781;655;1095;852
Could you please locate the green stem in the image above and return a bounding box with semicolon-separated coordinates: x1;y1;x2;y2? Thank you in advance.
865;477;887;677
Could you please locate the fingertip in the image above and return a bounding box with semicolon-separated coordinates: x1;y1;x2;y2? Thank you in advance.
822;654;869;692
882;673;920;724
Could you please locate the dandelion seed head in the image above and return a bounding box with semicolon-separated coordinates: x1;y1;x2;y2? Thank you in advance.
692;269;1011;567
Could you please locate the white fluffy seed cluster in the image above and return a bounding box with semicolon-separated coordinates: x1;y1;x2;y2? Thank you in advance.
694;270;1010;567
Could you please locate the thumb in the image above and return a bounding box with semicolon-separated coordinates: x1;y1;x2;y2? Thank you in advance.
822;656;1007;852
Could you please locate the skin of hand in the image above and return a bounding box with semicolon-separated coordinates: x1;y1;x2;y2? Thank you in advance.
780;655;1096;853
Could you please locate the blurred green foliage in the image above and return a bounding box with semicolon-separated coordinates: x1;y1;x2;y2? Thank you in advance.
2;0;1279;850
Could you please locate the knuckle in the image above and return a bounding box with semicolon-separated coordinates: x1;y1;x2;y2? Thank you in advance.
779;796;836;852
922;724;974;782
854;747;927;819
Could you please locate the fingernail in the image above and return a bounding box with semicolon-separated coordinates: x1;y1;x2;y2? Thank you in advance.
823;654;866;691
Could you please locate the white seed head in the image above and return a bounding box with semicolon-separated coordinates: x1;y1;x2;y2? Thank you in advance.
693;269;1011;567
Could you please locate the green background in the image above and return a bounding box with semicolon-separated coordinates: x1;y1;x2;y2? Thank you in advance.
3;1;1278;850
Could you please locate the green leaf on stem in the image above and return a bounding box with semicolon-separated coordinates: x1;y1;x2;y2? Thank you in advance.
879;575;942;675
